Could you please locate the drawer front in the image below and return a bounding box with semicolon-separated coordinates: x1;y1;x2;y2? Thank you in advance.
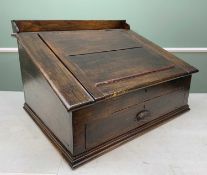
85;89;185;149
73;76;191;154
75;77;186;123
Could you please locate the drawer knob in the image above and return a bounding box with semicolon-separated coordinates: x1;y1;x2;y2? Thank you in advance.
136;110;150;121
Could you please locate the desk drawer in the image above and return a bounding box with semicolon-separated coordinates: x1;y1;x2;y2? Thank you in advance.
77;77;186;123
85;89;185;149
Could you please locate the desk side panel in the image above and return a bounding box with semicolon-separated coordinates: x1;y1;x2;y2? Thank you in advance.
18;42;73;153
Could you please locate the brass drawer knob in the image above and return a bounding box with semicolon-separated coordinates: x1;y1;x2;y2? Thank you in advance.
136;110;150;121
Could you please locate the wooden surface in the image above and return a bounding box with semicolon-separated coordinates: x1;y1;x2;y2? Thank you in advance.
0;92;206;174
38;29;197;101
18;43;74;152
128;30;198;74
85;90;185;149
39;30;141;56
14;20;198;110
17;33;94;111
25;100;190;168
12;20;130;33
17;30;198;104
72;76;191;155
12;20;198;168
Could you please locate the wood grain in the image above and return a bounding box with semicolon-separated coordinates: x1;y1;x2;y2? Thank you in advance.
17;32;94;110
12;20;130;33
38;30;192;100
18;43;74;152
24;102;189;169
95;65;175;87
127;30;199;74
72;76;189;154
13;20;198;169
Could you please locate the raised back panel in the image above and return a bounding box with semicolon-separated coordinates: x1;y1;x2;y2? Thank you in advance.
12;20;130;33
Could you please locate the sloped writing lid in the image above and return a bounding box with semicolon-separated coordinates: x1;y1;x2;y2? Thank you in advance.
14;20;198;111
39;29;197;100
